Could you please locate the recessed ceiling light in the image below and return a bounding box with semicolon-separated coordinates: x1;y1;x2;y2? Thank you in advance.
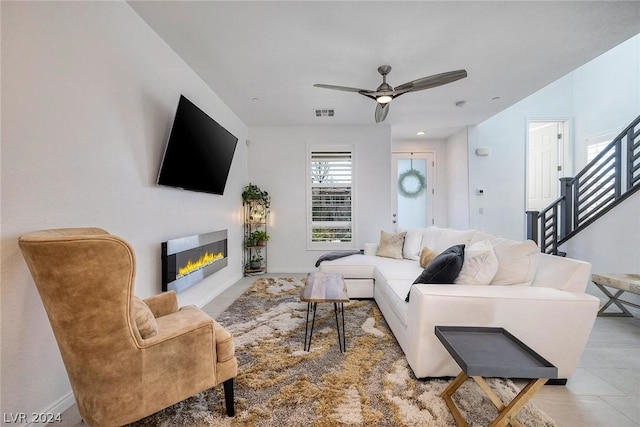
252;97;261;102
455;100;466;108
416;131;426;136
492;96;501;101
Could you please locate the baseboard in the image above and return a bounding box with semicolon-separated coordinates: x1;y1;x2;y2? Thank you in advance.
266;267;315;274
197;272;244;309
23;391;76;427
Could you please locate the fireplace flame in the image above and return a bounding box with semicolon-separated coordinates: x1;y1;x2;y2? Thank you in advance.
177;251;224;278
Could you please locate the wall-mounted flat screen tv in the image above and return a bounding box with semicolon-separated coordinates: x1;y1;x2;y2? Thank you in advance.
157;95;238;195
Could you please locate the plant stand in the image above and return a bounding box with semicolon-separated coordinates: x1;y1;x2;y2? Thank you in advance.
243;199;268;275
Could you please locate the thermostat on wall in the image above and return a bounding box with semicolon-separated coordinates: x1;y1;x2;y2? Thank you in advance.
475;147;491;156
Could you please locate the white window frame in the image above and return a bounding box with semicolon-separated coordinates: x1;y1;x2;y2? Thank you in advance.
306;145;356;250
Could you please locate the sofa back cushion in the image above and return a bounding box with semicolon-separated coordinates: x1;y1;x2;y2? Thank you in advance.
401;228;426;260
470;232;539;286
422;226;476;254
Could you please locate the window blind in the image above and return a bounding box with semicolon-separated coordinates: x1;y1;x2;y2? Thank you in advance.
308;149;354;247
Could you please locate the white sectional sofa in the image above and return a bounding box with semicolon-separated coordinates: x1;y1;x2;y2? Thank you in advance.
318;226;600;381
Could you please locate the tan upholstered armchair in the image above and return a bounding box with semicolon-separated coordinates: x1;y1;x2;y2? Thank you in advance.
18;228;237;427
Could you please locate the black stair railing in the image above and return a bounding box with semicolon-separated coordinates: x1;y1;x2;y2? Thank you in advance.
526;115;640;254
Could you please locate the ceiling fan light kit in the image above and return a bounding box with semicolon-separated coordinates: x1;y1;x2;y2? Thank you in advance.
314;65;468;123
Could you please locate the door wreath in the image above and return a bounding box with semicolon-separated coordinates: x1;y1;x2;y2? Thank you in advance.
398;168;427;198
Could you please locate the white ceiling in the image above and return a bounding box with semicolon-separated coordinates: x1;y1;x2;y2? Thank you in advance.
129;1;640;140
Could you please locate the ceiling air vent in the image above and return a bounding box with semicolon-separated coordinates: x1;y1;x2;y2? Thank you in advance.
314;109;335;118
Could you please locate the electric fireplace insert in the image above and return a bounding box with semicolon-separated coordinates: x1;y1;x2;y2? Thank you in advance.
161;230;228;293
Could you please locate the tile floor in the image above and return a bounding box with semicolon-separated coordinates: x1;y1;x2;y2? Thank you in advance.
50;274;640;426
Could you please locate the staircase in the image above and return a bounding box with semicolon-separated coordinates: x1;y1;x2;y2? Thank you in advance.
526;115;640;255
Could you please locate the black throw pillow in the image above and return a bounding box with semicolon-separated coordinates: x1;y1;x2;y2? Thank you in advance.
405;244;465;302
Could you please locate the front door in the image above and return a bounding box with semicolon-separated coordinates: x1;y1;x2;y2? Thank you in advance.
391;152;435;229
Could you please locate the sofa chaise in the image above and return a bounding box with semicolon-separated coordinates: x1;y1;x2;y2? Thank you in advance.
318;226;600;382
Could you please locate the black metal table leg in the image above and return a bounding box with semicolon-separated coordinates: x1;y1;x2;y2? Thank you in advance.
334;303;342;352
333;302;346;353
341;302;346;351
304;302;318;351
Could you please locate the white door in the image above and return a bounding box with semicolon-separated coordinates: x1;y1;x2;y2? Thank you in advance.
391;152;435;229
527;122;565;211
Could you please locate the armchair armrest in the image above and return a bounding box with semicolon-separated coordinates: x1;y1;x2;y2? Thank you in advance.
141;305;214;346
143;291;178;318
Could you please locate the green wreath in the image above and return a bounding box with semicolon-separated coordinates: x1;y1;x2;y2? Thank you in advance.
398;169;427;198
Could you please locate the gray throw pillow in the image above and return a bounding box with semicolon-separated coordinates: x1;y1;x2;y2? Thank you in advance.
405;244;465;302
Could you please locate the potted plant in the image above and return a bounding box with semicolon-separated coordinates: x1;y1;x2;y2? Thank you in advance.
249;254;263;270
242;182;271;209
251;230;270;246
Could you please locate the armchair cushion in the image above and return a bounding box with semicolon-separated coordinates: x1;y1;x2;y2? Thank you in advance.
133;296;158;339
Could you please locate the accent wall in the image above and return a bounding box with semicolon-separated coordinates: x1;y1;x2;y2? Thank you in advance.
1;1;248;420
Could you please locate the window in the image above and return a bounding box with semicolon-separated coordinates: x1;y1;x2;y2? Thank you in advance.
587;140;611;163
307;146;355;249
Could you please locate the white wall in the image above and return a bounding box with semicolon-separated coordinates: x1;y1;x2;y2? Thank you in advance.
466;34;640;240
573;35;640;170
565;35;640;310
247;126;391;272
564;191;640;312
445;128;470;229
1;2;248;420
467;75;575;239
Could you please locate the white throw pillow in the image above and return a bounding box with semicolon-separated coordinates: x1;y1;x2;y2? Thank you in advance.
470;232;540;286
455;239;499;285
376;231;406;260
402;229;424;260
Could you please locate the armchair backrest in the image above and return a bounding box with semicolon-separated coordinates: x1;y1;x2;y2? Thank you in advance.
18;228;144;412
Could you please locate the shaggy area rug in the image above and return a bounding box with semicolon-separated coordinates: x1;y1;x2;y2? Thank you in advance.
129;277;555;427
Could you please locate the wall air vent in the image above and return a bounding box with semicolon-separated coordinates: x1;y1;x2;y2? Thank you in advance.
314;109;335;117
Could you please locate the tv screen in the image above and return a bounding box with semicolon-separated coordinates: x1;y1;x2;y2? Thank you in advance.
157;95;238;195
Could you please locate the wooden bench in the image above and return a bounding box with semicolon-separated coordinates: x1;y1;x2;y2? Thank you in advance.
591;273;640;317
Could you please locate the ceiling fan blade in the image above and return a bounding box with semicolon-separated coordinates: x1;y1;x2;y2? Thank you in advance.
375;103;390;123
314;84;369;93
395;69;467;92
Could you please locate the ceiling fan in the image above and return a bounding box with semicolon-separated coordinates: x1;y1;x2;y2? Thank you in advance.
314;65;467;123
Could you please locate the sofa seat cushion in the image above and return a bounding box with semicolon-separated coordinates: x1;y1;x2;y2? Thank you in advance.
318;254;378;279
375;277;412;326
373;256;424;281
410;282;584;302
470;232;540;286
